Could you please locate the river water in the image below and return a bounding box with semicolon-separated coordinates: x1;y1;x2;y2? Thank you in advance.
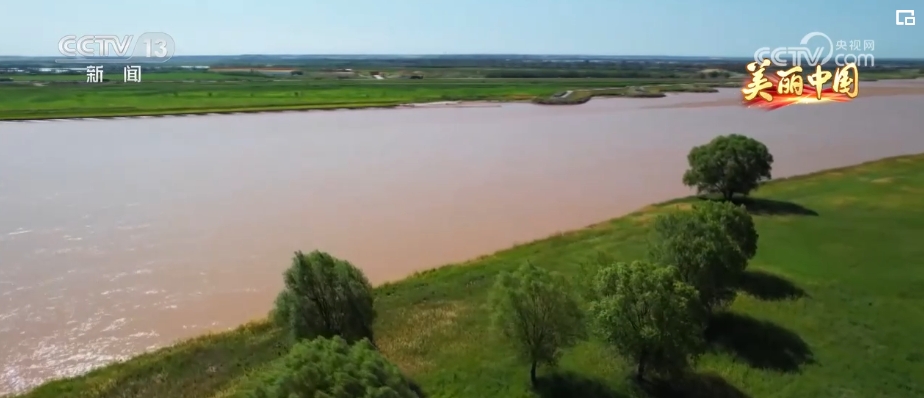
2;81;924;393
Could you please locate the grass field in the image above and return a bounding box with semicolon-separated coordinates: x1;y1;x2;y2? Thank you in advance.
17;154;924;398
0;63;919;120
0;71;275;82
533;83;733;104
0;78;725;120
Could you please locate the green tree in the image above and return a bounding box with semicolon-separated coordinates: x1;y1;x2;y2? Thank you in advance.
589;261;703;381
697;200;759;259
488;262;586;386
240;336;420;398
271;251;376;343
682;134;774;200
649;202;756;312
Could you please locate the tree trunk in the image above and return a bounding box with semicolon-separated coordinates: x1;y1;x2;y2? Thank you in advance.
723;190;734;201
635;352;647;381
530;361;538;386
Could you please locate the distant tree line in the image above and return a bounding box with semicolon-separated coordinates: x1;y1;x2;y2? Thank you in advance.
483;70;680;78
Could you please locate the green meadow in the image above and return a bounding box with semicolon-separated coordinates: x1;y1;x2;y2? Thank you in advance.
19;153;924;398
0;71;274;82
0;77;729;120
0;63;919;120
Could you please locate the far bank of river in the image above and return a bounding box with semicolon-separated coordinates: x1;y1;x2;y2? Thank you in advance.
3;79;718;122
2;77;922;122
2;82;924;393
3;79;923;122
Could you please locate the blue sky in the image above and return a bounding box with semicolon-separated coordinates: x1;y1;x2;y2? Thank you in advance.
3;0;921;57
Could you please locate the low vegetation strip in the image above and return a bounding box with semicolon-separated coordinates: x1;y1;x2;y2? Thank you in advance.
533;83;729;104
17;152;924;398
0;78;729;120
0;67;915;119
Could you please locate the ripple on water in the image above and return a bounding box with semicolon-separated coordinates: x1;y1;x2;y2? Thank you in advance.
116;223;151;231
4;90;924;394
50;246;106;256
0;287;167;394
101;318;127;333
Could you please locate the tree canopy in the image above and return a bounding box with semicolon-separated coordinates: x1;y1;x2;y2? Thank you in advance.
271;251;376;343
648;202;756;312
488;262;586;385
240;336;419;398
695;200;759;260
589;260;704;381
682;134;774;200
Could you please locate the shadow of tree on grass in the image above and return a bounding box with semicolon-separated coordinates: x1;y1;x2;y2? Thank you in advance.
533;372;627;398
731;197;819;216
738;270;807;300
695;196;819;216
639;372;751;398
408;379;429;398
706;312;815;372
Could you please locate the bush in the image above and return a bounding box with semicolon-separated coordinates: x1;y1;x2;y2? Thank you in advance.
648;202;756;312
682;134;774;200
589;261;703;381
271;251;376;343
489;262;586;386
240;336;420;398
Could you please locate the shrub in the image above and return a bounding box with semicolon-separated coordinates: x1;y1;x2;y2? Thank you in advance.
240;336;420;398
271;251;376;343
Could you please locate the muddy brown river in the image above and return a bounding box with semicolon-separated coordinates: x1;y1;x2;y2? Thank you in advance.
2;81;924;393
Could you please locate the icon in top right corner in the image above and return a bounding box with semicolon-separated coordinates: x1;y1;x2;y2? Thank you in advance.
896;10;915;26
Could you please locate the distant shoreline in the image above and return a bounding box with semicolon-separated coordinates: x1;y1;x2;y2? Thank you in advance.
0;100;516;123
645;83;924;109
0;79;733;122
3;79;922;122
0;84;734;123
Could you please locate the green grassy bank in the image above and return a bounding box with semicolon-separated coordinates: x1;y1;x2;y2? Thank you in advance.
2;67;920;120
532;83;735;104
18;154;924;398
0;78;728;121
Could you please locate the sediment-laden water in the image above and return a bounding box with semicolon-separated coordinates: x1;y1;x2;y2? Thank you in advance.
2;81;924;393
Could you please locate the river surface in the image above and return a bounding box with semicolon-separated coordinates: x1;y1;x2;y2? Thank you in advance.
2;81;924;394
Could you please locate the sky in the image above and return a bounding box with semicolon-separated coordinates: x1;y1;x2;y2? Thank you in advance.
2;0;922;57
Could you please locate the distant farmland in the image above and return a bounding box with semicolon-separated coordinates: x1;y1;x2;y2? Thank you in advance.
208;67;301;76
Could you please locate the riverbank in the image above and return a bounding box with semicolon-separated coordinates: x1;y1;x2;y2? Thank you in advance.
0;78;733;121
17;153;924;398
532;82;732;105
3;74;923;121
649;80;924;109
0;100;518;123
